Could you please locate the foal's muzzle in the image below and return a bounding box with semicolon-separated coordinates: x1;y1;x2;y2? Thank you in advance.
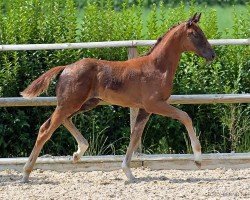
203;50;216;61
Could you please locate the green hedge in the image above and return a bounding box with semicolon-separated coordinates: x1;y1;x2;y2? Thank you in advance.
0;0;249;157
74;0;248;9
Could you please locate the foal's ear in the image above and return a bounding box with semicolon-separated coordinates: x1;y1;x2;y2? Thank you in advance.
187;13;202;27
193;13;201;23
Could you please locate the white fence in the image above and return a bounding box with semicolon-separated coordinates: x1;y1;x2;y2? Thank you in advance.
0;39;249;51
1;38;249;149
0;94;250;107
1;153;250;172
0;38;249;168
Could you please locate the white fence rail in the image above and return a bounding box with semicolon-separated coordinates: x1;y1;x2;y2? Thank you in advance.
0;39;249;51
0;94;250;107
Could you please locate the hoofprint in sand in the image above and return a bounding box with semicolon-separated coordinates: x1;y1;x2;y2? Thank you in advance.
0;167;249;200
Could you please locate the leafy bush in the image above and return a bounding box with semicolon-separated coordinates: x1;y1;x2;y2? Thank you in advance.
0;0;249;157
74;0;247;9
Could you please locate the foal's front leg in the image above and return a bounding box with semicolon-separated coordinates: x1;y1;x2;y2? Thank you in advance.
122;109;150;181
145;101;202;166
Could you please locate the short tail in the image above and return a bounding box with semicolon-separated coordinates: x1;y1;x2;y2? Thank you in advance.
20;66;66;99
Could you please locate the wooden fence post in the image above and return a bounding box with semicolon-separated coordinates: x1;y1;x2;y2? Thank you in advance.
127;47;141;154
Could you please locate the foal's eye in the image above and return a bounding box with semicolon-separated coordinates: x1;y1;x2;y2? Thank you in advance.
188;32;198;39
192;33;198;38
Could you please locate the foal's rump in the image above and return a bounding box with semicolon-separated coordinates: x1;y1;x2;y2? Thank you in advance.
20;58;97;100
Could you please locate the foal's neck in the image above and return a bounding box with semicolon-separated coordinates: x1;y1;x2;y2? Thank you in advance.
149;26;183;74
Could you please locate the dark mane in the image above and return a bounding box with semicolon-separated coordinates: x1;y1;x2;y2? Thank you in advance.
145;23;180;56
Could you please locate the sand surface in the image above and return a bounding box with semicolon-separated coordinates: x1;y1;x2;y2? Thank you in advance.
0;168;250;200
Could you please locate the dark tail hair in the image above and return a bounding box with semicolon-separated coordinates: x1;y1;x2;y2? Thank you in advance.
20;66;66;99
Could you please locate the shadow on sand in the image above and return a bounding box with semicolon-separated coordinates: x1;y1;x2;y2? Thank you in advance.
0;174;60;186
126;175;247;184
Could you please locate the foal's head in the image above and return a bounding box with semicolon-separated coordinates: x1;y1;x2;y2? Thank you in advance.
181;13;216;61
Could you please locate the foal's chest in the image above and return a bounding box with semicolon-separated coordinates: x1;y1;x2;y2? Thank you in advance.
142;71;174;100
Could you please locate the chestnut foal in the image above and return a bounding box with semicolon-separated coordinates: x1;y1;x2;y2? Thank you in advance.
20;13;215;182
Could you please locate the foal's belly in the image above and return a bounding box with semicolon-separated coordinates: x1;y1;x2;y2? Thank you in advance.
98;88;143;108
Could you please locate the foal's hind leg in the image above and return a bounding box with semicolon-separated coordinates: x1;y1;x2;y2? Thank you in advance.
22;106;70;182
63;98;100;163
122;109;150;181
63;118;89;163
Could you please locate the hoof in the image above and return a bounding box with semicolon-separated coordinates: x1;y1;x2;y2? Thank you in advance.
125;172;136;182
194;161;202;169
19;178;29;183
73;152;80;163
128;174;136;181
125;178;136;184
124;175;136;184
20;174;29;183
122;166;135;182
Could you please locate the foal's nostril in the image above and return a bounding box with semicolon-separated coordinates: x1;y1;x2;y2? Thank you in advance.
204;51;216;61
208;51;216;61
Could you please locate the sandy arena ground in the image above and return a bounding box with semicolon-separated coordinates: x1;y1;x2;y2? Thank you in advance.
0;167;249;200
